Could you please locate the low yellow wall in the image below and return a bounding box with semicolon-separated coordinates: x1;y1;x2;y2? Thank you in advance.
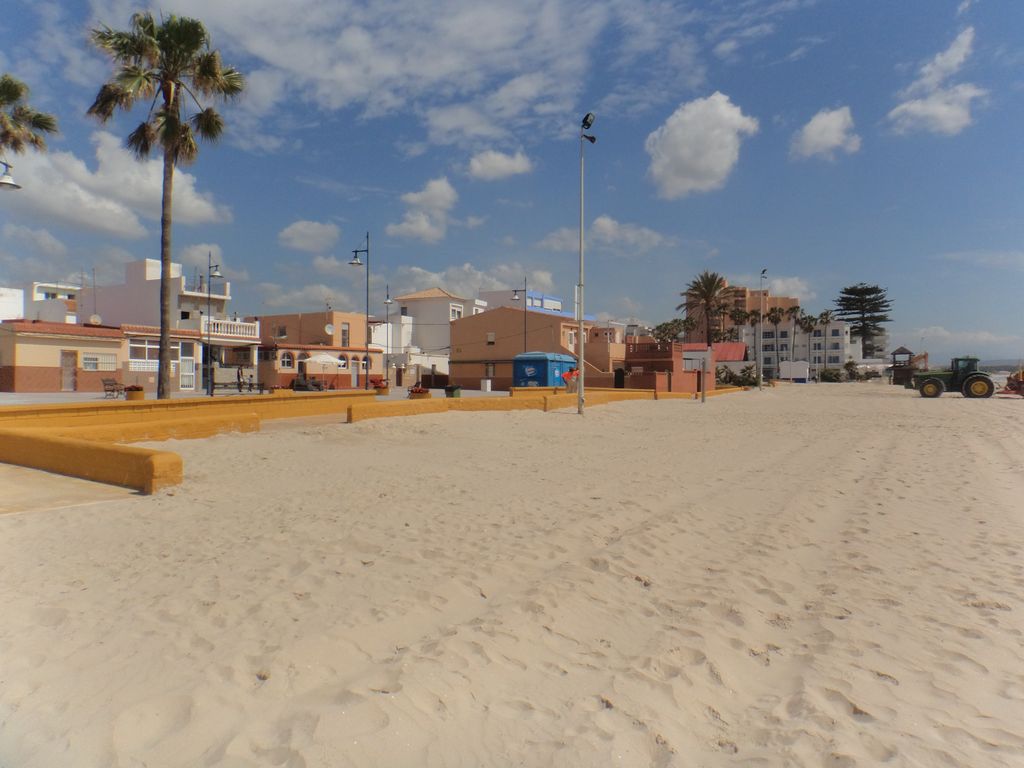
654;391;696;400
0;428;182;494
447;397;545;412
35;413;261;444
348;399;449;423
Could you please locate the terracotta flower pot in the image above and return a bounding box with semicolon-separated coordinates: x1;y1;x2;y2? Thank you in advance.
408;391;431;399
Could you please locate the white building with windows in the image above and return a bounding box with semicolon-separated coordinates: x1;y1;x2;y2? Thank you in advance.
381;288;486;382
739;319;885;378
77;259;259;393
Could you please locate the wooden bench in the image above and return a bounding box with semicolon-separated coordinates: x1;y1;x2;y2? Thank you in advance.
102;378;125;398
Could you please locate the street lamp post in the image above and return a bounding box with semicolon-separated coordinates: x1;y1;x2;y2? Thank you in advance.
511;278;528;353
384;284;393;385
0;160;21;190
206;252;223;397
578;112;596;416
349;232;371;390
759;268;767;391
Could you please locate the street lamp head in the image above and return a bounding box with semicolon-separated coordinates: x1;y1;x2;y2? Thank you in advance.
209;264;223;279
0;161;21;190
511;289;520;301
349;252;363;267
581;112;595;130
760;268;767;278
582;134;596;144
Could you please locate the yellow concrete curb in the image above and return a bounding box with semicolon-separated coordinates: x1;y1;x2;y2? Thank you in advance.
0;428;182;494
34;412;261;444
348;398;449;422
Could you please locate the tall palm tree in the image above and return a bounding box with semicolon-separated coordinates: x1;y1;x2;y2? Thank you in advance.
784;305;802;365
0;74;58;156
798;311;817;376
88;13;244;399
677;271;728;346
818;310;835;374
765;306;785;379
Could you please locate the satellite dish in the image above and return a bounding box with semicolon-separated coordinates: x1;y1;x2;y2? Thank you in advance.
325;324;334;335
89;314;102;325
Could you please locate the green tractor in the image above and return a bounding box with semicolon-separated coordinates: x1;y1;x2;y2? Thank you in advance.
907;357;995;399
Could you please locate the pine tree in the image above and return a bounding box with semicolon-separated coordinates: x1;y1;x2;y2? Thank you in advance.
834;284;892;358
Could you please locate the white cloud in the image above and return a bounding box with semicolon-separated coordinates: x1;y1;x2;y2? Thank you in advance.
311;255;349;277
468;150;533;180
888;84;986;136
644;92;759;199
537;216;671;254
278;220;341;253
386;177;458;243
769;276;815;303
939;250;1024;271
791;106;861;160
2;224;68;258
915;325;1018;346
957;0;976;15
888;27;987;135
394;261;554;299
256;282;355;311
3;131;230;238
178;243;224;270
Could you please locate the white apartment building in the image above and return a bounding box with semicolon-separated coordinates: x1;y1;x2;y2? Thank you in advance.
738;319;888;378
376;287;486;384
77;259;260;391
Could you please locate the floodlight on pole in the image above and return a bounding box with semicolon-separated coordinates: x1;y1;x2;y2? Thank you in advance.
349;232;371;390
578;112;596;416
0;160;21;190
206;253;223;397
759;268;767;391
511;277;528;353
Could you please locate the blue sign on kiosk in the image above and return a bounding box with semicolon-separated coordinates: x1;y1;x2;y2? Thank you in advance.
512;352;577;387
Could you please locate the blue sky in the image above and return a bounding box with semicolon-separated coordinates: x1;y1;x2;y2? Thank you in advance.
1;0;1021;361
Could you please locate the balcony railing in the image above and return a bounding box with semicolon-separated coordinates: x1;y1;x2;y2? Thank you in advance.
201;316;260;340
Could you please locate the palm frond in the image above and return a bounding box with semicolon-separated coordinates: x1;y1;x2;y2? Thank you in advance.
126;121;157;159
190;107;224;141
173;124;199;165
0;74;28;108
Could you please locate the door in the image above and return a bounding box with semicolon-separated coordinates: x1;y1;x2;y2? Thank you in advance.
60;350;77;391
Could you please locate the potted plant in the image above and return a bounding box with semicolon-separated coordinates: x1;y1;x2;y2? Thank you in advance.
408;385;431;400
124;384;145;401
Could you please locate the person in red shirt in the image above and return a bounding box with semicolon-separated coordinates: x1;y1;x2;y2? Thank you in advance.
562;367;577;393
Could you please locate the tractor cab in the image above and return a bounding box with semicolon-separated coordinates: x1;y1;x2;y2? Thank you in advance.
952;357;979;376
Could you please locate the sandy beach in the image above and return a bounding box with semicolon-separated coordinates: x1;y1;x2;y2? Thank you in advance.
1;383;1022;767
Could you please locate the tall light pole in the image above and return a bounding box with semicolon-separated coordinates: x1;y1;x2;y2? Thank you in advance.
206;252;223;397
0;160;21;190
511;277;528;353
579;112;596;416
759;267;767;391
384;284;393;385
349;231;371;390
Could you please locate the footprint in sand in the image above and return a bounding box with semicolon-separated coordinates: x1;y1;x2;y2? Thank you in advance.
112;694;195;753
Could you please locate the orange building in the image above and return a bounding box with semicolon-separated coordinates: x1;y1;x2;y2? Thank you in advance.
684;283;800;343
251;310;383;389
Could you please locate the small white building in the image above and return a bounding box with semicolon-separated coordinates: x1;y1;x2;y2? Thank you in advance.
383;288;486;382
739;318;887;378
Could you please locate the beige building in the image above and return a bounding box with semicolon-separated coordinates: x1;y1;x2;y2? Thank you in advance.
684;282;800;343
449;306;604;390
0;320;123;392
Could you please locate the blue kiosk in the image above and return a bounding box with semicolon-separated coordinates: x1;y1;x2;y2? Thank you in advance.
513;352;577;388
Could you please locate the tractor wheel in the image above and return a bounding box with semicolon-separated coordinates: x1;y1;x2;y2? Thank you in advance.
919;378;944;398
962;375;995;399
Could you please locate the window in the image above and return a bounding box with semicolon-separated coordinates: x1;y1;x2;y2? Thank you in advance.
828;355;841;365
764;343;775;352
275;326;287;338
762;331;775;339
813;355;823;364
338;356;348;369
473;307;484;315
831;329;841;336
486;332;496;346
129;339;178;361
765;356;773;365
813;330;823;337
780;343;789;352
813;342;823;351
341;322;350;347
780;330;789;339
361;358;368;369
280;352;294;368
258;349;273;362
484;362;495;377
400;306;408;316
567;329;577;350
82;353;116;371
450;304;464;321
180;311;190;320
830;342;841;350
